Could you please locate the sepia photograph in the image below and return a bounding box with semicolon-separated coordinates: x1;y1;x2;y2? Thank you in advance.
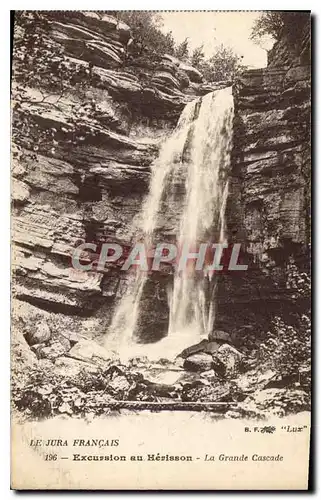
10;9;311;490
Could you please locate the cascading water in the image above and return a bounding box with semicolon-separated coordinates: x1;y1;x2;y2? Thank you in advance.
106;87;234;360
106;99;198;356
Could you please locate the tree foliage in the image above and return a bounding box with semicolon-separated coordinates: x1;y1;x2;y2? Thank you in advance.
191;45;205;68
110;11;176;58
259;260;311;382
251;11;310;44
175;38;190;61
195;44;245;83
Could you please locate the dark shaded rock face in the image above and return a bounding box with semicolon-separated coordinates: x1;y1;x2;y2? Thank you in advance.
215;30;311;346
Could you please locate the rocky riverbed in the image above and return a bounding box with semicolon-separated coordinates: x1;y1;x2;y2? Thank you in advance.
12;320;310;420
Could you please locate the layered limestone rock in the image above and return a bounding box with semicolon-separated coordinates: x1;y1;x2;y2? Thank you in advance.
12;11;310;358
12;11;213;342
216;32;311;345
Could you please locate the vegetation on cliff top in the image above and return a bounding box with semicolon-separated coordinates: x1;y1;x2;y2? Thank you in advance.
111;11;246;82
250;11;310;47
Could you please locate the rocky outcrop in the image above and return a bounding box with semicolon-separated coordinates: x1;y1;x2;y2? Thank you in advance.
216;29;311;344
12;12;310;369
12;10;228;324
12;11;214;338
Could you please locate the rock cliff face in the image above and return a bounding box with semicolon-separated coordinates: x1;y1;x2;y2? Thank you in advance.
12;12;310;356
12;11;225;347
216;24;311;345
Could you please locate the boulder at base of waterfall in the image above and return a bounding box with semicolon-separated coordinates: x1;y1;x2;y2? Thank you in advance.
183;353;213;372
178;339;208;359
33;341;68;361
107;374;131;395
68;339;112;365
213;344;243;376
53;356;98;377
208;330;234;345
24;321;51;346
141;378;180;399
182;381;231;402
204;341;222;355
178;339;221;359
56;335;71;352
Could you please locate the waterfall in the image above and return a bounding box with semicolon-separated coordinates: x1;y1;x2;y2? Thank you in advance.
106;99;198;355
106;87;234;360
